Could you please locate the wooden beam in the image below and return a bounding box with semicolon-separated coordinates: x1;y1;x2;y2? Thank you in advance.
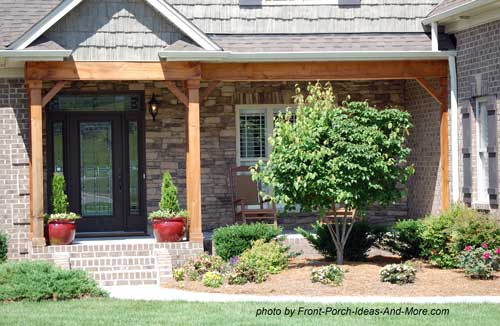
26;60;448;82
185;79;203;242
27;80;45;247
201;81;222;101
26;62;202;81
201;60;449;81
416;78;443;105
440;76;450;211
164;81;188;107
42;81;68;107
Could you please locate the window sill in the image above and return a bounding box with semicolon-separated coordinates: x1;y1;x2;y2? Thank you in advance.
471;202;491;211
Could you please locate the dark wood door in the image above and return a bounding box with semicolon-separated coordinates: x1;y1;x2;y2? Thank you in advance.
46;93;146;234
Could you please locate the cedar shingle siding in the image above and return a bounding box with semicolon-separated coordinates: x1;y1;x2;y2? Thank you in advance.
44;0;194;61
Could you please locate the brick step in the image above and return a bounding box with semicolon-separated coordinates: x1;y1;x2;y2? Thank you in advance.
100;279;158;286
32;242;193;255
89;269;160;286
70;256;156;268
67;251;156;258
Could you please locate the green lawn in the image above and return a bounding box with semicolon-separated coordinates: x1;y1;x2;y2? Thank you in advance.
0;299;499;326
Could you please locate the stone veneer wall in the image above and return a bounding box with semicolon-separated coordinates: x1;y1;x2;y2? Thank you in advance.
455;19;500;217
1;78;441;258
0;79;31;260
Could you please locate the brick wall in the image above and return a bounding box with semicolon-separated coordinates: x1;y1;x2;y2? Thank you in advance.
0;79;31;259
404;79;443;218
455;19;500;217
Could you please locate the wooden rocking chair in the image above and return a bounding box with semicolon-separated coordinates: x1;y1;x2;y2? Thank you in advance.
229;166;277;226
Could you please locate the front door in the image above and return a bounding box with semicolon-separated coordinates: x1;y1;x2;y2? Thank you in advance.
47;93;146;234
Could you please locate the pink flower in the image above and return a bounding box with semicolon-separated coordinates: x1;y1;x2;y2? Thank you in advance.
483;252;491;260
465;245;472;251
496;248;500;255
482;243;488;249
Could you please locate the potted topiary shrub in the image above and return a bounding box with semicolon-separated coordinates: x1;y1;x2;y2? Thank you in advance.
46;173;81;245
149;171;187;242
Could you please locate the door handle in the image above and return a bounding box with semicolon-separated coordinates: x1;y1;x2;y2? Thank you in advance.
118;171;123;191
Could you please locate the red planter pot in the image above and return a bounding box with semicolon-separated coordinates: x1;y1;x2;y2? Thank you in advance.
48;220;76;245
152;218;185;242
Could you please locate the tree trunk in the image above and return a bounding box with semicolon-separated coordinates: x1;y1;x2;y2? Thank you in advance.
336;246;344;265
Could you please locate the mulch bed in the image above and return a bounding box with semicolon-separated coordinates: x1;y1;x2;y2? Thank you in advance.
163;252;500;296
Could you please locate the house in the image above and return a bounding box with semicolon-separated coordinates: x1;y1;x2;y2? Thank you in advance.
0;0;498;284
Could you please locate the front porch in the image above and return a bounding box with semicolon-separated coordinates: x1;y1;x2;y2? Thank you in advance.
25;60;451;250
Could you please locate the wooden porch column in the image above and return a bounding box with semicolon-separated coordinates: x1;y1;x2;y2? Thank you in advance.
440;77;450;210
27;80;45;247
186;79;203;242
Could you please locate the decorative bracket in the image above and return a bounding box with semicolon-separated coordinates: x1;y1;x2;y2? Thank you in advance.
42;81;68;108
416;78;445;106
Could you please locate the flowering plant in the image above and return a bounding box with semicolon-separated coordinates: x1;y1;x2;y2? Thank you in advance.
310;264;345;286
379;263;416;285
47;212;81;223
458;244;500;279
202;271;224;288
174;253;226;281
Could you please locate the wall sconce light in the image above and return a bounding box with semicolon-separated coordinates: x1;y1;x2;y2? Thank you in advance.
148;93;159;121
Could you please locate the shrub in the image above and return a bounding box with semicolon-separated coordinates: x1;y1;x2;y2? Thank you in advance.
451;211;500;254
51;173;69;214
228;239;289;284
159;171;180;212
202;271;224;288
379;219;425;260
310;265;345;286
457;244;500;280
379;263;416;285
181;253;225;281
0;261;107;301
296;221;386;262
212;223;282;261
173;267;185;282
0;232;7;263
149;171;187;220
421;204;500;269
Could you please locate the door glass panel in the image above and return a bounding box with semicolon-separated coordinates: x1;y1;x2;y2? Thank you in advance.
53;122;64;173
49;94;140;112
128;121;139;215
80;122;113;216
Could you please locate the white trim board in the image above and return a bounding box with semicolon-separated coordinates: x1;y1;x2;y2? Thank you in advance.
159;50;457;62
422;0;498;25
8;0;221;51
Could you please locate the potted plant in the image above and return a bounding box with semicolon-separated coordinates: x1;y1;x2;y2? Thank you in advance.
149;171;187;242
46;173;81;245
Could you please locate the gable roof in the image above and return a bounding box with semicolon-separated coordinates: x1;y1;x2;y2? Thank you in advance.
5;0;221;51
0;0;61;49
0;0;458;60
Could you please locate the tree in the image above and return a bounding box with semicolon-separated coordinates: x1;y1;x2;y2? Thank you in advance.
159;171;180;213
252;82;414;264
52;173;69;214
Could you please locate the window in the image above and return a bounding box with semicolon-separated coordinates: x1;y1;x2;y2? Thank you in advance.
476;98;489;203
236;105;298;212
236;105;296;166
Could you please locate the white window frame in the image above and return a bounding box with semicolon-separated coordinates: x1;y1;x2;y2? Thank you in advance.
475;97;489;204
235;104;296;166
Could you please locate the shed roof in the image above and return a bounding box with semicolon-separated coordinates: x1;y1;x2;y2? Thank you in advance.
209;33;455;52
